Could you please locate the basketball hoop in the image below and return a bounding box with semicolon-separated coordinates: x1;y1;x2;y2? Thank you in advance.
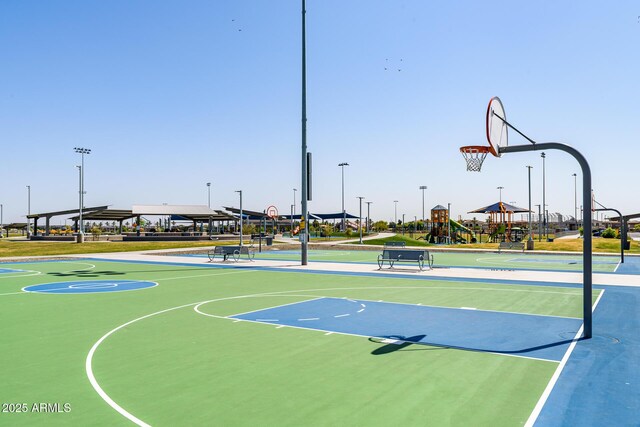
460;145;490;172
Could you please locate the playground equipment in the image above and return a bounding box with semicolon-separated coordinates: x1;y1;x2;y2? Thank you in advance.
428;205;476;244
469;201;529;242
450;218;476;243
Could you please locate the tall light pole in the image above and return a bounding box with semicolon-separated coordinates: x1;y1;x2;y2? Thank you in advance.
74;147;91;240
26;185;31;238
290;204;295;232
419;185;427;226
541;152;546;239
293;188;297;218
338;163;349;231
235;190;243;247
526;166;533;248
572;173;578;228
357;197;364;244
301;0;309;265
0;203;3;238
393;200;398;226
447;203;451;243
535;204;542;242
365;201;372;234
497;186;504;202
207;182;211;208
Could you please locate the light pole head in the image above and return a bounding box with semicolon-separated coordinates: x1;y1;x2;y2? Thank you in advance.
74;147;91;155
572;173;577;177
207;182;211;187
338;162;349;167
541;152;545;158
419;185;427;190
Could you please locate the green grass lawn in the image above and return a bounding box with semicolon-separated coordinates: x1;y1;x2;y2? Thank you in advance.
0;259;597;425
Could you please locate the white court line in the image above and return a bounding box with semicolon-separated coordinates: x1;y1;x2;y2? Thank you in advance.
226;316;558;363
86;301;199;427
334;314;350;318
0;291;28;296
226;296;325;319
299;317;320;321
614;260;621;273
352;296;582;320
524;289;606;427
0;270;42;279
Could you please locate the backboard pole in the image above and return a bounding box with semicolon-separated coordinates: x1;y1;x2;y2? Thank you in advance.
594;207;625;264
500;142;592;338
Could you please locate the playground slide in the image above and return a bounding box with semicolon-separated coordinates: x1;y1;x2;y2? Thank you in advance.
450;219;476;238
292;226;300;236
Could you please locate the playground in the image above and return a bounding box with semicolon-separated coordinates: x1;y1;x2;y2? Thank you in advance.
1;248;639;426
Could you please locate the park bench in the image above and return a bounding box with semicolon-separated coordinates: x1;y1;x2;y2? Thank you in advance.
498;241;525;253
208;245;255;262
384;241;406;248
377;248;433;271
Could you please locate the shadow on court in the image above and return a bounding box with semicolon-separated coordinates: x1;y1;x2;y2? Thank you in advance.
48;270;127;277
46;267;216;278
370;334;582;357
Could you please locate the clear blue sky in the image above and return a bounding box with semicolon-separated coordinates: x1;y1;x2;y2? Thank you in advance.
1;1;639;225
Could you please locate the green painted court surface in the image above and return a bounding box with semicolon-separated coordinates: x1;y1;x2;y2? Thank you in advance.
0;259;600;425
245;249;620;272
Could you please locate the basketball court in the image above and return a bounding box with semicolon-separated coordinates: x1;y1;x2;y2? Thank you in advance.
1;247;638;426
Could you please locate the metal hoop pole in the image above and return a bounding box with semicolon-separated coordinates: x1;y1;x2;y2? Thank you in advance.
501;142;592;339
593;203;625;264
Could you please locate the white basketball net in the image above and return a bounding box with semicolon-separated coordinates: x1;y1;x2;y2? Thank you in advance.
461;148;488;172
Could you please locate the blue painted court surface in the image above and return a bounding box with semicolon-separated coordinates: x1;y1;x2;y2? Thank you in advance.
232;297;583;362
23;280;157;294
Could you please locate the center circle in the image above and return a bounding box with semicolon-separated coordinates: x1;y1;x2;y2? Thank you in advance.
23;280;157;294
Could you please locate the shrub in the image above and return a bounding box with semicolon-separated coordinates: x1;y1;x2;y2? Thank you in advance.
579;226;584;236
374;221;388;232
601;227;617;239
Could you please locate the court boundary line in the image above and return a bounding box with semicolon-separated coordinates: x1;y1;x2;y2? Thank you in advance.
524;288;606;427
226;296;325;318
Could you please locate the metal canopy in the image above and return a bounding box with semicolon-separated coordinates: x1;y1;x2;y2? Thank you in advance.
69;209;136;222
223;206;271;219
27;205;109;219
132;205;218;216
469;201;531;214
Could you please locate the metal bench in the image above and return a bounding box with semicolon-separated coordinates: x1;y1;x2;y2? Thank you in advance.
377;248;433;271
384;241;406;248
207;245;255;262
498;241;525;253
